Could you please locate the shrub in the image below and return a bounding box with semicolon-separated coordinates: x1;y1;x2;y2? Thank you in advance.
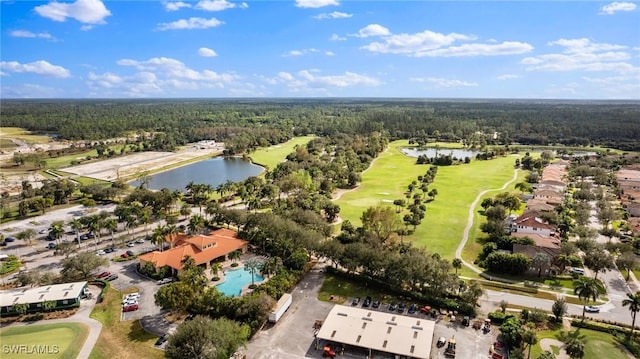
488;311;514;324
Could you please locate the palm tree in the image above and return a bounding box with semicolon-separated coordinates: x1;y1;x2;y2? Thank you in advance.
210;262;221;279
560;329;586;359
573;276;605;322
532;252;551;278
462;280;485;307
69;218;83;247
244;258;263;286
262;256;283;278
452;258;462;276
103;217;118;246
151;225;166;252
188;214;205;234
48;221;65;245
228;250;241;265
622;291;640;338
139;206;152;237
557;254;573;274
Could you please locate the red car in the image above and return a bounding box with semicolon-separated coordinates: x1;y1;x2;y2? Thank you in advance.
97;271;110;278
123;304;139;312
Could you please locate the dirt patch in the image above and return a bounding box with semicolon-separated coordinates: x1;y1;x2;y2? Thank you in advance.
60;146;222;181
540;338;569;359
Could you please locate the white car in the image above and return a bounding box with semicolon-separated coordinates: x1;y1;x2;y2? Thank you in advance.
135;238;145;244
96;250;106;255
585;305;600;313
126;242;135;247
125;293;140;301
157;278;173;285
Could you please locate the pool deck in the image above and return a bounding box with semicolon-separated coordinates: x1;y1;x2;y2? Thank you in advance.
207;254;269;297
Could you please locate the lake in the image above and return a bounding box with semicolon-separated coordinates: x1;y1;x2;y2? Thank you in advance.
129;157;264;191
401;147;481;159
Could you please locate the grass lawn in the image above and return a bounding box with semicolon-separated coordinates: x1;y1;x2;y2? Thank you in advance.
89;286;163;359
0;322;89;359
44;150;100;169
318;273;407;306
247;135;315;170
0;127;52;144
335;140;521;260
530;325;629;359
0;138;18;151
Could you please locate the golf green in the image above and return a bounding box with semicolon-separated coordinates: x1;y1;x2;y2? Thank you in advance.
0;322;88;359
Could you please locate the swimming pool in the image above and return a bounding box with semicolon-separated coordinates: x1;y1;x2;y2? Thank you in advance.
215;267;265;297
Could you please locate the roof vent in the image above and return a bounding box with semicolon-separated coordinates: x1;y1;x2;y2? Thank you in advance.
337;312;347;317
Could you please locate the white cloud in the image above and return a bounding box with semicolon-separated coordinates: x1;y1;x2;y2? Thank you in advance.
497;74;520;80
80;25;93;31
195;0;247;11
411;77;478;88
10;30;56;40
157;17;224;30
295;0;339;8
198;47;218;57
163;1;192;11
600;2;637;15
522;38;638;73
330;33;346;41
353;24;390;38
116;57;236;82
268;70;380;91
87;56;239;96
1;83;64;98
282;48;319;57
325;51;335;56
313;11;352;19
582;74;640;97
34;0;111;24
0;60;71;78
358;26;533;57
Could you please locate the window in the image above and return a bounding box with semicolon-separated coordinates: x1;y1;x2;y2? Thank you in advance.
62;300;68;305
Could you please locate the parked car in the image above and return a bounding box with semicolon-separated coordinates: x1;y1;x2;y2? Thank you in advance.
106;274;119;281
126;242;135;247
46;242;57;250
570;267;585;275
96;249;106;255
123;304;139;312
408;303;417;314
97;271;110;278
585;305;600;313
362;296;372;307
351;297;361;306
397;302;406;313
123;299;138;306
388;302;398;311
437;336;447;348
135;238;145;244
157;277;173;285
5;236;16;242
155;334;169;346
104;247;115;253
125;292;140;300
80;234;89;241
371;299;380;308
38;229;47;234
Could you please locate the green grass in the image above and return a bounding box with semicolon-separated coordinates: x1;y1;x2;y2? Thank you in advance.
0;322;89;359
530;325;629;359
0;138;18;150
335;140;521;260
43;150;100;169
89;286;163;359
318;273;405;305
247;136;315;171
0;127;51;144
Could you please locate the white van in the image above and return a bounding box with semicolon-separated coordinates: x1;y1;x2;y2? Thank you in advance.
570;267;585;275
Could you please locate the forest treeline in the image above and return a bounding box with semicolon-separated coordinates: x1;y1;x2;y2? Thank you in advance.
2;99;639;151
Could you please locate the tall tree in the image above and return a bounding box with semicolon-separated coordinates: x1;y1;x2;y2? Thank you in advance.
621;291;640;339
583;247;614;280
165;317;249;359
532;253;551;278
551;298;568;323
452;258;462;276
573;276;605;322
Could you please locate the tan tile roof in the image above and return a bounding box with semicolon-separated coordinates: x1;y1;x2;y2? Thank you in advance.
511;232;560;249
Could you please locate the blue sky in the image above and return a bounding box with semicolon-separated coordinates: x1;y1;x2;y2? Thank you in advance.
1;0;639;99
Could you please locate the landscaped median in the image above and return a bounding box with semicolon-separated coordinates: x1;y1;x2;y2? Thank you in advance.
89;285;163;359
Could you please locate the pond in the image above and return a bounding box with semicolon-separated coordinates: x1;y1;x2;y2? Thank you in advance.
401;147;481;159
216;266;265;297
129;157;264;191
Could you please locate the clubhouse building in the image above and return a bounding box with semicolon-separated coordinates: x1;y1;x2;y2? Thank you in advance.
0;281;88;316
138;228;247;275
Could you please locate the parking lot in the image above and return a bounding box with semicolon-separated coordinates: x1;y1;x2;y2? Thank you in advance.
245;265;497;359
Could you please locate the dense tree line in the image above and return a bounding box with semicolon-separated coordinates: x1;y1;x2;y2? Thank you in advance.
2;99;639;150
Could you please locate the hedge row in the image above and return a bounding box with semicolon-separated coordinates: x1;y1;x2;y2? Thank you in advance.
477;278;539;294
